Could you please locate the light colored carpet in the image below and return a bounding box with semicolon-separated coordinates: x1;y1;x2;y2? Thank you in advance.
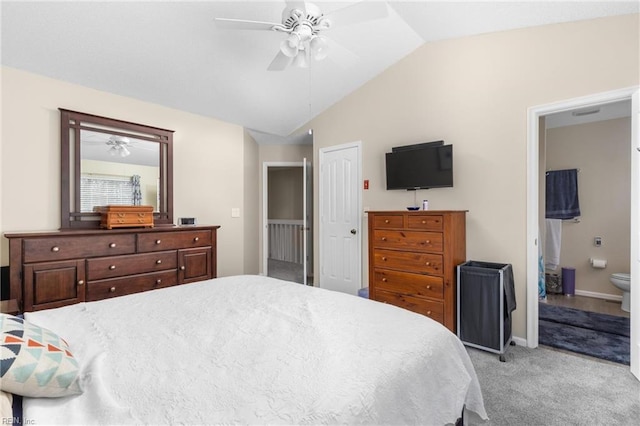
467;344;640;425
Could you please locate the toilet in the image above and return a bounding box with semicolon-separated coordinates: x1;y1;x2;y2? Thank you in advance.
610;273;631;312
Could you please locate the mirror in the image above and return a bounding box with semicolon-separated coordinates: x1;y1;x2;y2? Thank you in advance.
60;109;173;228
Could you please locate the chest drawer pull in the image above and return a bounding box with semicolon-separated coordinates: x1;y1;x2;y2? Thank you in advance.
78;280;84;285
51;246;60;252
382;277;388;282
426;310;432;316
138;213;146;217
109;242;117;248
425;261;431;266
425;240;431;244
381;237;387;241
109;287;116;292
194;237;199;242
382;257;387;261
156;259;162;264
384;219;390;224
426;285;431;290
109;265;116;270
156;279;162;284
155;239;162;245
180;266;186;270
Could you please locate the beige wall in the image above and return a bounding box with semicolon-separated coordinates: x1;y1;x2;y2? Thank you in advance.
546;117;631;297
0;67;252;278
268;168;304;220
307;14;639;339
243;130;260;275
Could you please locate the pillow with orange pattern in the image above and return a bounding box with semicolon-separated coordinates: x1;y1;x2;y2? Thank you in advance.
1;313;82;397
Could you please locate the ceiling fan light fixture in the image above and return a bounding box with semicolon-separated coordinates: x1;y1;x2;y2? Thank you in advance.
310;35;329;60
280;33;301;57
292;50;309;68
120;146;131;157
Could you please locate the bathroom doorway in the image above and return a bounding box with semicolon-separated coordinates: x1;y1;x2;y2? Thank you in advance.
526;87;639;379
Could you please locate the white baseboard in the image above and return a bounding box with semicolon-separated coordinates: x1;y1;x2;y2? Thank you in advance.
574;289;622;302
512;336;527;347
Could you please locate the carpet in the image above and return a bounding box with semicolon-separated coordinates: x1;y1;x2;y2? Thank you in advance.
538;303;630;365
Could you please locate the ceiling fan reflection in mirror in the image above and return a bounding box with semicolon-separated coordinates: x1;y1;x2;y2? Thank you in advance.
215;1;388;70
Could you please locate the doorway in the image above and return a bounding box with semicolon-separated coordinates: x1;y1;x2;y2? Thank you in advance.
526;87;639;380
262;160;313;285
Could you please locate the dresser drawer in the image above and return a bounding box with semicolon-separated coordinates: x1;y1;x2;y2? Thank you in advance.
138;230;212;252
373;230;443;252
373;215;404;229
86;250;177;280
373;249;443;275
24;234;136;263
407;215;443;231
87;270;177;301
373;269;444;299
376;290;444;324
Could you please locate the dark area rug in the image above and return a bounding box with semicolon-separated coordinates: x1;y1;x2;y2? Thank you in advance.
539;303;630;365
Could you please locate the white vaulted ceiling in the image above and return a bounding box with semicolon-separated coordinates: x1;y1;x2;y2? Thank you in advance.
1;1;638;144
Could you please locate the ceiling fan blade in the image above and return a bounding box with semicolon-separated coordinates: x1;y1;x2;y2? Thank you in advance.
325;38;359;69
215;18;281;31
268;50;293;71
324;1;389;28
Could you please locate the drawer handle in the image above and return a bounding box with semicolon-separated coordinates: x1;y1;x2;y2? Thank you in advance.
156;259;162;264
117;219;125;223
426;285;431;290
155;239;162;245
77;280;84;286
381;257;387;261
51;246;60;252
381;278;388;282
138;219;145;223
109;265;116;270
381;237;387;241
421;220;426;224
384;219;390;224
194;237;199;242
425;240;431;244
426;310;432;316
109;242;117;248
425;262;431;266
138;213;146;217
180;266;186;270
109;286;116;293
118;213;125;217
156;279;162;284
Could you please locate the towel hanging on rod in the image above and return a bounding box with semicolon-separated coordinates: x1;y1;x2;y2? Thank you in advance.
545;168;581;220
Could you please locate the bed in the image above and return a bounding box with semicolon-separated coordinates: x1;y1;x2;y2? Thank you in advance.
3;275;487;425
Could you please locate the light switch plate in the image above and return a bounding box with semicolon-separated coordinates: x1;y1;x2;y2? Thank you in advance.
231;208;240;218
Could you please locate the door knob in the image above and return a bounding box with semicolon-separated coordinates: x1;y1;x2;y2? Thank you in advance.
350;229;357;235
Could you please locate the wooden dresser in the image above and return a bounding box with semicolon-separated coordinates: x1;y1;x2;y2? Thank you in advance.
5;225;219;312
367;210;466;333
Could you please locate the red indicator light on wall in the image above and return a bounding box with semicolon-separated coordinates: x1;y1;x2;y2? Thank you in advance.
364;179;369;190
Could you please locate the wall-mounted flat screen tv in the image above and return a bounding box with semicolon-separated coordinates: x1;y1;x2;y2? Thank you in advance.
385;144;453;190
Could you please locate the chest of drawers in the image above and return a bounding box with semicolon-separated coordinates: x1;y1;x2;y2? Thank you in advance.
5;226;219;312
367;211;466;333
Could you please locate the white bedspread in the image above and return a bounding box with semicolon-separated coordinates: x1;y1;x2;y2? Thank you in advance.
24;275;487;425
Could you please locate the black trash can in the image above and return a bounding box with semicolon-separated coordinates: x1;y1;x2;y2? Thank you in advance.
457;261;516;361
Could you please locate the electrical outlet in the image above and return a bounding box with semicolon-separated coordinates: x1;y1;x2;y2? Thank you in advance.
594;236;602;247
231;208;240;218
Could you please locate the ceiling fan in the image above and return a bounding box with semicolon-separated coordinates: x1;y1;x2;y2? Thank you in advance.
215;1;388;71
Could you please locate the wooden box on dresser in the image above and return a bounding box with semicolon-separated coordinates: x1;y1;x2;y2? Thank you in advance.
367;210;466;333
5;225;219;313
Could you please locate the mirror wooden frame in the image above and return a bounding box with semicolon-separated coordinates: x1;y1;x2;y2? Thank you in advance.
60;109;174;229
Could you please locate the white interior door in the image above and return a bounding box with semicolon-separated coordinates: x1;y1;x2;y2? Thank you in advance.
631;89;639;380
302;157;313;286
319;142;361;295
